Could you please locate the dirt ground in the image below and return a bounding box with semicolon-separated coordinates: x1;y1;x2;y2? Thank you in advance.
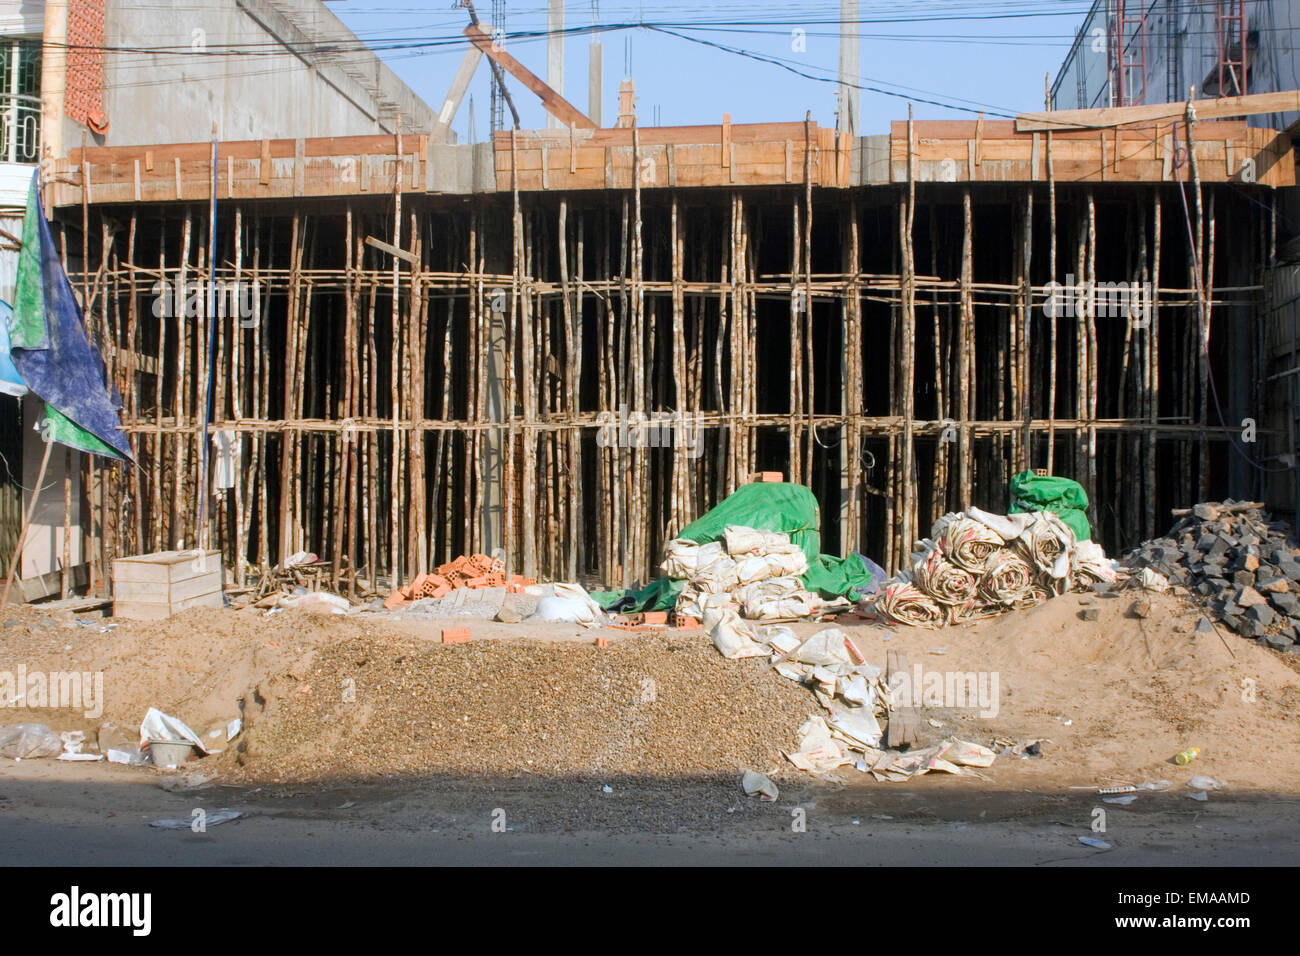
1;586;1299;862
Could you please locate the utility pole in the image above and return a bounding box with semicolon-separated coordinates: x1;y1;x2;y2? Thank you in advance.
838;0;859;138
589;1;603;126
547;0;564;129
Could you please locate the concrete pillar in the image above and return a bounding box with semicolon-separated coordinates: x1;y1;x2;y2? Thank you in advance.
41;0;68;164
588;41;603;127
547;0;564;129
838;0;859;138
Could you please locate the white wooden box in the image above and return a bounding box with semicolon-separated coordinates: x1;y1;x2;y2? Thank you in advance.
112;550;223;620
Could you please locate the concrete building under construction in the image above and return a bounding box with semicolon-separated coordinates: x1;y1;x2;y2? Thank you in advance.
13;0;1300;598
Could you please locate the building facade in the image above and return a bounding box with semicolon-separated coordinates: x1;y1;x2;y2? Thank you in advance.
0;0;436;594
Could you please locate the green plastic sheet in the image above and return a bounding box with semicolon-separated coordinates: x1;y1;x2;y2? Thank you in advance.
590;482;876;612
1008;470;1092;542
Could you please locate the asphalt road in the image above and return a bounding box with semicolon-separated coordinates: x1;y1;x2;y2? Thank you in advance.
3;761;1299;866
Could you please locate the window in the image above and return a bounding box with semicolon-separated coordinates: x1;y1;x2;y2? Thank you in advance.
0;39;42;164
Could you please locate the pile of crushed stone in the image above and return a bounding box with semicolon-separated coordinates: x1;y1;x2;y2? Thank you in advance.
225;633;813;784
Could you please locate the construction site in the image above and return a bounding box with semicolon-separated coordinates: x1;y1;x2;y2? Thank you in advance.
34;110;1296;593
2;0;1300;879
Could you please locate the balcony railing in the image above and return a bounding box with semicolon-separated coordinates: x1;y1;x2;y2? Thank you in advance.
0;93;40;164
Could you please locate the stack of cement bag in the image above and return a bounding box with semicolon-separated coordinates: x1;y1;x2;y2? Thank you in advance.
706;614;997;780
666;525;847;621
872;507;1119;629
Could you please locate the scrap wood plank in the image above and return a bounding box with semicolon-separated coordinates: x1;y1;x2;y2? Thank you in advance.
464;23;596;129
1015;89;1300;131
884;649;922;749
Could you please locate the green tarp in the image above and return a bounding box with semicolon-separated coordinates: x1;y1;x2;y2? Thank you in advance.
591;482;875;612
1008;470;1092;541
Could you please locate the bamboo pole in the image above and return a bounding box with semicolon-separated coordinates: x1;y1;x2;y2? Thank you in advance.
1047;133;1057;473
959;189;973;510
2;439;55;605
900;106;917;564
390;125;404;587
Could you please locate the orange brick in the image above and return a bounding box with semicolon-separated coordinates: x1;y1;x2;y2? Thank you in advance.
750;471;784;483
410;572;430;592
441;628;472;644
642;611;668;625
464;576;489;588
594;635;608;648
383;591;408;610
673;615;701;630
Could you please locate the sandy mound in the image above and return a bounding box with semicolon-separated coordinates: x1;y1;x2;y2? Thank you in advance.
1;586;1297;793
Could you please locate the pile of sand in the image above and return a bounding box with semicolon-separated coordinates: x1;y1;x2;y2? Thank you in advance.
1;585;1297;794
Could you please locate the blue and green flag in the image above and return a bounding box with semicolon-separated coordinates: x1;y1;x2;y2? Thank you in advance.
7;169;131;461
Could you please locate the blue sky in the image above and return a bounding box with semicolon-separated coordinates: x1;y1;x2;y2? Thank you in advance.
331;1;1095;139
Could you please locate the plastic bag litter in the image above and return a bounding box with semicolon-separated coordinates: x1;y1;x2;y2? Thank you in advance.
277;591;350;613
56;730;101;761
705;608;768;660
1187;775;1223;791
789;628;856;667
527;583;605;626
941;739;997;768
0;723;63;759
837;674;873;708
150;809;242;830
139;707;208;754
741;770;780;802
758;625;800;655
1132;566;1169;592
785;715;852;773
810;666;838;696
107;745;148;766
1071;539;1119;587
531;595;592;623
826;704;883;750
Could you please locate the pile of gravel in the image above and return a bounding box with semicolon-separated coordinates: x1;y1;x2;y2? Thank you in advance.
1125;500;1299;650
228;632;814;784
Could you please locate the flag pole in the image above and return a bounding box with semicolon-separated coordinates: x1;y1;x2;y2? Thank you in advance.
2;435;55;605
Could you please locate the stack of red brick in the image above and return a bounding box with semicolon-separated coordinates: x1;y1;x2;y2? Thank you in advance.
384;553;535;609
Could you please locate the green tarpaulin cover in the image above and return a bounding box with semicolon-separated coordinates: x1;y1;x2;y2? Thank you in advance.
591;482;875;612
1008;470;1092;541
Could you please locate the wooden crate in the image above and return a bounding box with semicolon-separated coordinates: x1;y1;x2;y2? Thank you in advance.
112;550;223;620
